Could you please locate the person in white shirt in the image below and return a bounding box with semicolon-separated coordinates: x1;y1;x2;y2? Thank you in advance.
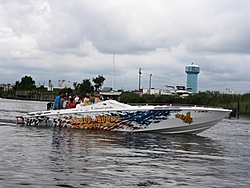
62;95;68;109
74;94;80;104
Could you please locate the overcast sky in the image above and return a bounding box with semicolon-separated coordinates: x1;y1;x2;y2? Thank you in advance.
1;0;250;93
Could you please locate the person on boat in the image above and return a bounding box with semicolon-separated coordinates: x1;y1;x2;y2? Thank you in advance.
107;96;113;100
90;95;95;105
94;92;101;103
74;94;80;104
80;95;85;105
66;97;76;108
83;93;91;106
53;92;63;110
62;95;68;109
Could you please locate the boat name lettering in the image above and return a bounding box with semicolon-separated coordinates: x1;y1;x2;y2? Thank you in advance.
175;112;193;124
69;115;121;124
96;115;121;123
91;106;113;110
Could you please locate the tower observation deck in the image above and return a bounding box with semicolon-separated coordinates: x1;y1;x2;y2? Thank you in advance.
185;63;200;93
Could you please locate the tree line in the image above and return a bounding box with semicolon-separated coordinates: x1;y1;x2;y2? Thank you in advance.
120;91;250;115
10;75;105;95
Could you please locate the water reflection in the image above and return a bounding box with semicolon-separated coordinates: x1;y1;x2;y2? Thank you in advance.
48;128;225;175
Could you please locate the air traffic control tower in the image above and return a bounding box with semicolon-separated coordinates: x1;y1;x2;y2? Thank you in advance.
185;63;200;93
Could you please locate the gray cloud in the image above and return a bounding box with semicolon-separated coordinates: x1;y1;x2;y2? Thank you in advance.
0;0;250;93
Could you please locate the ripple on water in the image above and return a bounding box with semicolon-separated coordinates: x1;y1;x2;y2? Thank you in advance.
0;99;250;187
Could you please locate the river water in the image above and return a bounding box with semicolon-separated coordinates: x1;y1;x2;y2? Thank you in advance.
0;98;250;188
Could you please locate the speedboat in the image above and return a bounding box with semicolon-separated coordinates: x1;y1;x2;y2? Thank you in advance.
16;100;231;134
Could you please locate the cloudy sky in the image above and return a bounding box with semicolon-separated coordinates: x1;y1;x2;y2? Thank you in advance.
1;0;250;93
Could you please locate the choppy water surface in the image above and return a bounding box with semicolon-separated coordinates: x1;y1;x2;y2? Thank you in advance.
0;98;250;187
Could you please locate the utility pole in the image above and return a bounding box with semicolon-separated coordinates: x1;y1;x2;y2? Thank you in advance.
149;74;152;94
138;68;142;91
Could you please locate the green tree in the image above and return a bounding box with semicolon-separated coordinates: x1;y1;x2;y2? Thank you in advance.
72;81;81;94
36;85;47;92
14;76;36;90
92;75;105;91
79;79;94;94
120;92;146;103
73;82;80;90
0;85;3;95
61;87;73;95
13;81;20;90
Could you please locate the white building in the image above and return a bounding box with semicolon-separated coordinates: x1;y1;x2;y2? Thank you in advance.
58;80;71;88
139;85;193;98
45;79;71;91
140;88;161;95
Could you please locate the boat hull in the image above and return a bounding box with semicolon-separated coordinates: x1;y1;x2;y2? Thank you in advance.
138;119;222;134
17;104;231;134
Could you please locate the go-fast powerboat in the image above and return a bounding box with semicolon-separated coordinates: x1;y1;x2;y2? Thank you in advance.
16;100;231;134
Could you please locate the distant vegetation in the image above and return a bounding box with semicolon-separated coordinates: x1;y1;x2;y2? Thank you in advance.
0;75;106;102
120;91;249;115
1;76;250;114
2;75;105;96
